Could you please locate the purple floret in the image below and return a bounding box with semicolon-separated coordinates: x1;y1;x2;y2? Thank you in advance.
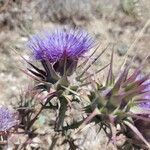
138;101;150;109
143;81;150;100
27;28;94;62
0;106;19;132
136;74;150;99
135;74;150;110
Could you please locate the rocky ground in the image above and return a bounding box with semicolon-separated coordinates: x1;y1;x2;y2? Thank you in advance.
0;0;150;149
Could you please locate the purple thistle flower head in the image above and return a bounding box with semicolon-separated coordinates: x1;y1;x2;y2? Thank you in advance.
0;106;19;133
27;28;95;76
135;74;150;110
27;28;95;62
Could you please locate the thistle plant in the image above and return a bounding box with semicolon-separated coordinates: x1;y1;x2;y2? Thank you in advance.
27;28;94;76
22;28;95;133
82;59;150;149
1;27;150;149
0;106;19;144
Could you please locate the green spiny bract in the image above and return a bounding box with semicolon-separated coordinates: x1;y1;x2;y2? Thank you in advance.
83;64;150;149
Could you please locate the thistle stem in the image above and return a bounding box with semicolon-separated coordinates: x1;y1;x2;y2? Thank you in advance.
55;98;68;131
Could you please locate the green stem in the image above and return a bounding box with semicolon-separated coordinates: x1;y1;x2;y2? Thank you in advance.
55;97;68;131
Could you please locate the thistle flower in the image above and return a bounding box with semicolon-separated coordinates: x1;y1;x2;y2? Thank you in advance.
27;28;95;78
0;106;19;133
27;28;94;76
27;28;94;62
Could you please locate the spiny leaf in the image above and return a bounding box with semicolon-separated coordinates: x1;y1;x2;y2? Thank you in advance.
113;67;129;92
27;68;45;80
76;108;100;133
33;84;48;91
122;69;141;87
124;120;150;149
81;63;110;82
11;47;46;76
124;74;150;91
20;68;42;81
77;43;100;69
77;44;109;80
106;47;115;86
27;61;46;76
42;60;60;83
124;54;150;85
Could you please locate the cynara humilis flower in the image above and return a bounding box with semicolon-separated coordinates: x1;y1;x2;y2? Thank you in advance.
0;106;19;133
27;28;94;76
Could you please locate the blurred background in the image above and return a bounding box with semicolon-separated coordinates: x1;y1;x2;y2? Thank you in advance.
0;0;150;149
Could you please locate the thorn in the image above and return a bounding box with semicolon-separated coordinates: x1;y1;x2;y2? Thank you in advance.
106;46;115;86
20;68;41;81
81;63;110;82
75;108;100;133
77;43;100;68
77;44;110;80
